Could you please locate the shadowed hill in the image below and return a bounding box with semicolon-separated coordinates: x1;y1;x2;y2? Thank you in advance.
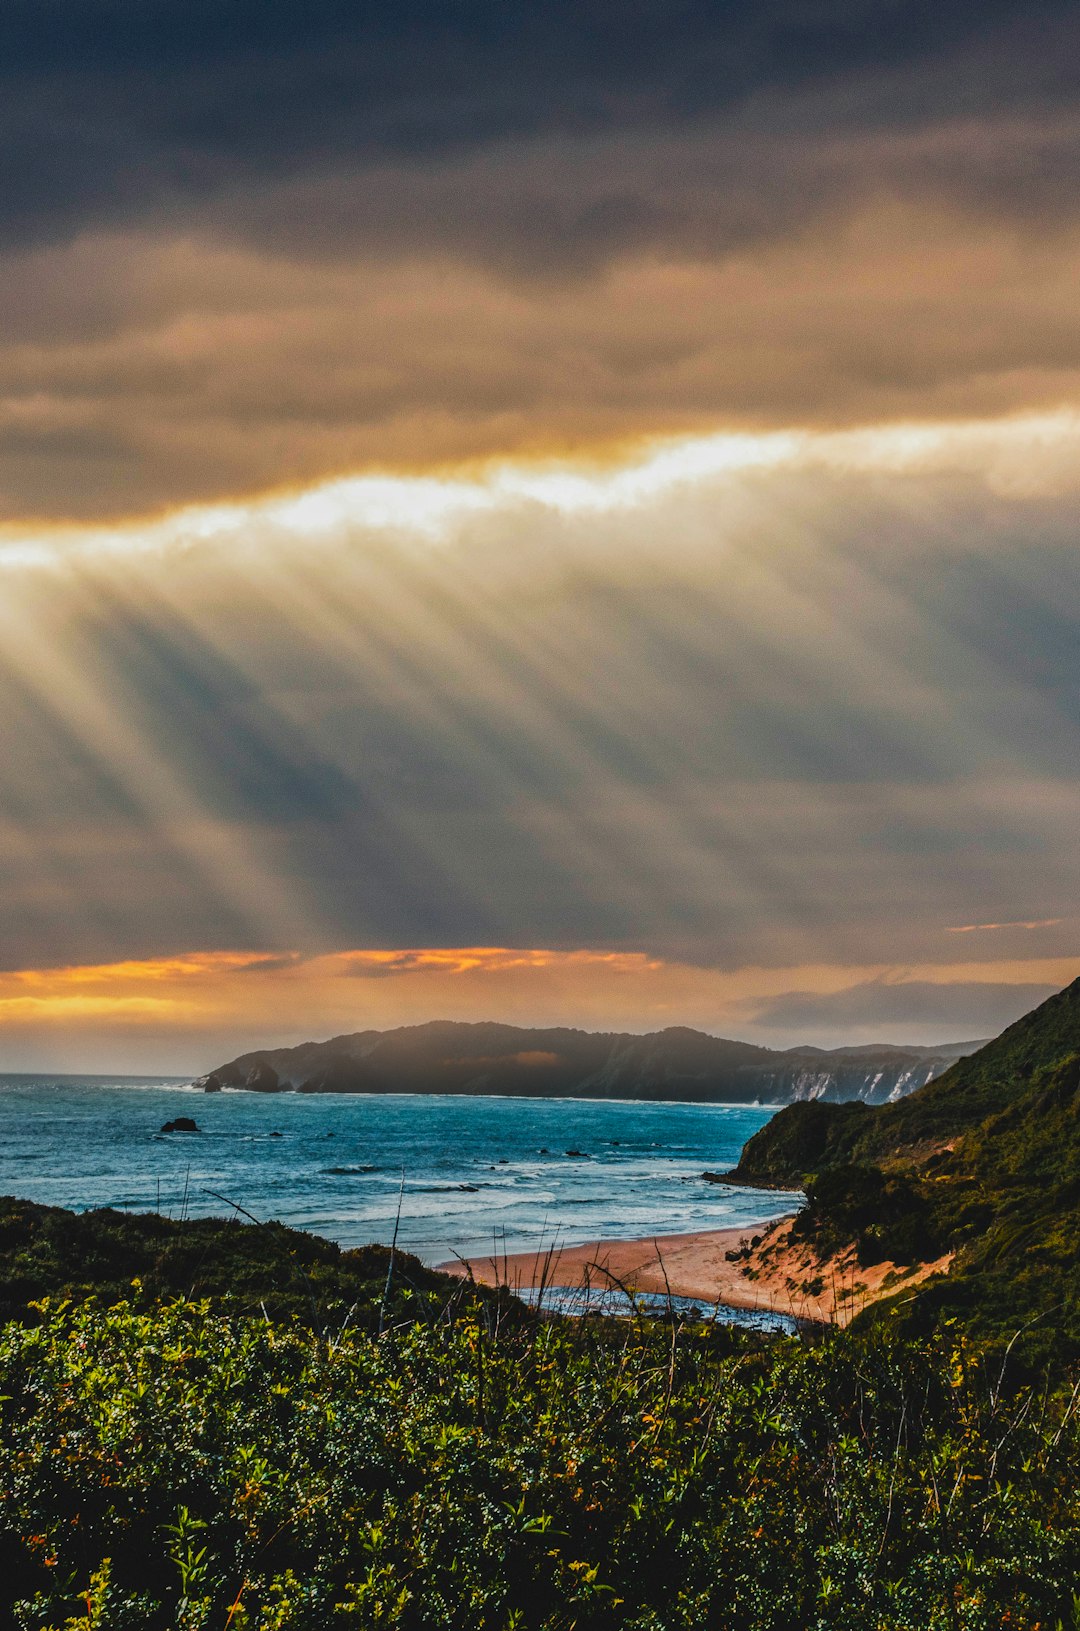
201;1019;974;1106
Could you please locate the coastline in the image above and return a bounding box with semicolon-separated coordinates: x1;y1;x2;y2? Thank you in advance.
439;1217;955;1327
440;1219;803;1318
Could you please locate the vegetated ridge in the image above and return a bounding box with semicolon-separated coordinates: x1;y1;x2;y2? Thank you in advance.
200;1019;976;1105
725;977;1080;1352
0;1195;504;1332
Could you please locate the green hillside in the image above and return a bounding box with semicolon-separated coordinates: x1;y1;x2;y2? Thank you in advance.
0;1198;505;1334
728;978;1080;1352
734;977;1080;1178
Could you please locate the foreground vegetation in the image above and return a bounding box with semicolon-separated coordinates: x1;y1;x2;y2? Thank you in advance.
0;1196;503;1333
2;1295;1080;1630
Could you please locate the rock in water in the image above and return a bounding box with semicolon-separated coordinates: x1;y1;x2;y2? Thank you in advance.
161;1117;200;1133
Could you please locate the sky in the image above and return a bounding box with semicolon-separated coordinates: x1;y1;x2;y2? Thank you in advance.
1;1;1078;1071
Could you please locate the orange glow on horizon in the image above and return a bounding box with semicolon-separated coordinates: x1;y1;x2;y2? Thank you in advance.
0;947;1076;1043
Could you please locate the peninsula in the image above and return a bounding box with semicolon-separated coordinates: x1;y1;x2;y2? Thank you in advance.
199;1019;976;1106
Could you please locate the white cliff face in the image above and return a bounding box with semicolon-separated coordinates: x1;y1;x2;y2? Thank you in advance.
888;1067;929;1102
782;1060;945;1105
789;1072;835;1102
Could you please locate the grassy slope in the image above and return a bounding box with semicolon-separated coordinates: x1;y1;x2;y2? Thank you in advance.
727;979;1080;1350
0;1197;503;1332
3;1042;1080;1622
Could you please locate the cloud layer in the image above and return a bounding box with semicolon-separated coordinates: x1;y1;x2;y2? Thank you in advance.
3;945;1076;1075
1;2;1080;516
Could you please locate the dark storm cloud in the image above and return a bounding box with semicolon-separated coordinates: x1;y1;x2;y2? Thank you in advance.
0;0;1078;257
3;4;1079;1066
2;3;1080;518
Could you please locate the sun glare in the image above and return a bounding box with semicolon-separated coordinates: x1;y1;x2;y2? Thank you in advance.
2;409;1080;570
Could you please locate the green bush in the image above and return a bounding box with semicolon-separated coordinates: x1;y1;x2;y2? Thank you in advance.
795;1164;944;1266
2;1299;1079;1630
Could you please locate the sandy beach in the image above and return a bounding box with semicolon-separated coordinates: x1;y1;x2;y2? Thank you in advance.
439;1217;954;1327
440;1219;802;1317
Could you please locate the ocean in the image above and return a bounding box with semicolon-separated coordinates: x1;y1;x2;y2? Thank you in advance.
0;1075;795;1267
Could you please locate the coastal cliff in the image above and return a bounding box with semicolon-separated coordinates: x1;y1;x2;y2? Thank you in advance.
200;1020;975;1106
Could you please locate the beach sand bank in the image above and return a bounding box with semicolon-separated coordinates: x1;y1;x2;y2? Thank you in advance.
440;1219;802;1317
439;1218;953;1327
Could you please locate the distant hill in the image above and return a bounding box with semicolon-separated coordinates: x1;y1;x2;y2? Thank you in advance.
726;977;1080;1353
198;1020;978;1106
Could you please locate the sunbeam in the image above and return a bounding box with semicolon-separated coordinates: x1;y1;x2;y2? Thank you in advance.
0;408;1075;1067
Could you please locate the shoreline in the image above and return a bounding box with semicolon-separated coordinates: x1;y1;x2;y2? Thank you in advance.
439;1217;955;1327
439;1219;803;1319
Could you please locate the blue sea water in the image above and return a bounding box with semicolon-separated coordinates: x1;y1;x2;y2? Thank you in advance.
517;1286;796;1333
0;1075;796;1268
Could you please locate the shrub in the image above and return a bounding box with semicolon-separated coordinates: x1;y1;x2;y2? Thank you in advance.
1;1300;1079;1630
